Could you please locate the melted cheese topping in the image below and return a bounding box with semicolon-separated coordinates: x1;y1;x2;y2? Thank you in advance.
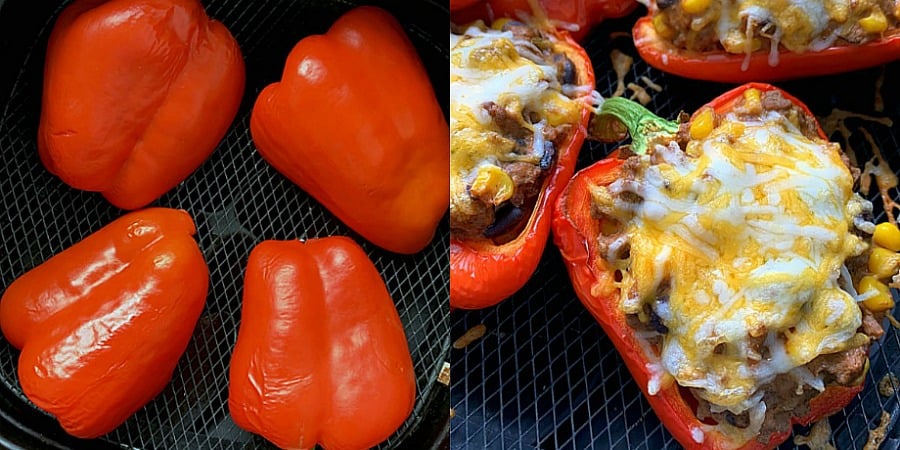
605;110;869;414
660;0;894;69
449;25;586;229
717;0;831;54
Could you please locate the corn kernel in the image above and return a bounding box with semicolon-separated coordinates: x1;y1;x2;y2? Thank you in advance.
743;88;762;114
866;294;895;313
653;13;676;40
682;0;712;14
690;108;715;140
868;246;900;279
859;275;895;312
860;275;889;296
874;222;900;251
859;9;888;33
470;164;514;205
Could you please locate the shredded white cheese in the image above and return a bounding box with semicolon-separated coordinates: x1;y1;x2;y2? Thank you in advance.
691;427;705;444
606;104;868;416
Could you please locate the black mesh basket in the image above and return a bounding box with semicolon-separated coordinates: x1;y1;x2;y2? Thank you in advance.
451;12;900;450
0;0;450;449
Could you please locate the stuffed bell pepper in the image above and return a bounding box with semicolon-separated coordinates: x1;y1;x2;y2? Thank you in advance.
450;0;638;42
450;16;597;309
552;83;897;448
635;0;900;81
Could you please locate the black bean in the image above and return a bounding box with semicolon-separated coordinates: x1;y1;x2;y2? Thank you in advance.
649;314;668;334
658;0;676;9
561;58;576;85
484;205;524;238
647;305;669;334
550;53;577;85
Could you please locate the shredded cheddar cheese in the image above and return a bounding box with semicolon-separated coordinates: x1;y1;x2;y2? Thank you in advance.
596;106;873;432
652;0;898;69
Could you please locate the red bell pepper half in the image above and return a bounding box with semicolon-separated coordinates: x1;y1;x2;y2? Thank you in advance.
449;23;595;310
228;237;415;450
0;208;209;438
38;0;245;210
633;11;900;82
551;83;866;449
451;0;637;42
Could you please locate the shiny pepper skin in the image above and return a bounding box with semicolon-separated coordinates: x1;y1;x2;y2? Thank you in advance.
229;237;415;450
250;6;449;255
0;208;209;438
38;0;245;210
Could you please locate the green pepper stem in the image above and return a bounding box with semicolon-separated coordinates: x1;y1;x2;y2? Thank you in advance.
590;97;679;155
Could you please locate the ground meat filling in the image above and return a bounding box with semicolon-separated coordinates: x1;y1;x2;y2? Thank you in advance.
450;21;583;242
595;90;886;444
807;345;871;386
474;111;570;242
653;0;900;54
694;337;880;443
695;372;819;439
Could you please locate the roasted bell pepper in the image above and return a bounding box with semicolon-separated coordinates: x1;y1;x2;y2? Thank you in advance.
451;0;638;42
450;0;482;11
633;8;900;82
449;21;594;310
228;237;415;450
0;208;209;438
38;0;245;210
250;6;448;255
551;83;867;449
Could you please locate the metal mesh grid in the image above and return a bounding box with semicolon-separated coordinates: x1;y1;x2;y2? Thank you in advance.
450;13;900;450
0;0;449;448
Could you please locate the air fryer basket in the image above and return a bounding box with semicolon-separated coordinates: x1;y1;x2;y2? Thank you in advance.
450;13;900;450
0;0;449;449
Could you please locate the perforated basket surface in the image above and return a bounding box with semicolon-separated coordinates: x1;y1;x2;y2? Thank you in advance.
450;13;900;450
0;0;449;449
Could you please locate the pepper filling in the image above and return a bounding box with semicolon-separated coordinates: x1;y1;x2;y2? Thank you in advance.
650;0;899;69
450;20;590;242
591;89;893;444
